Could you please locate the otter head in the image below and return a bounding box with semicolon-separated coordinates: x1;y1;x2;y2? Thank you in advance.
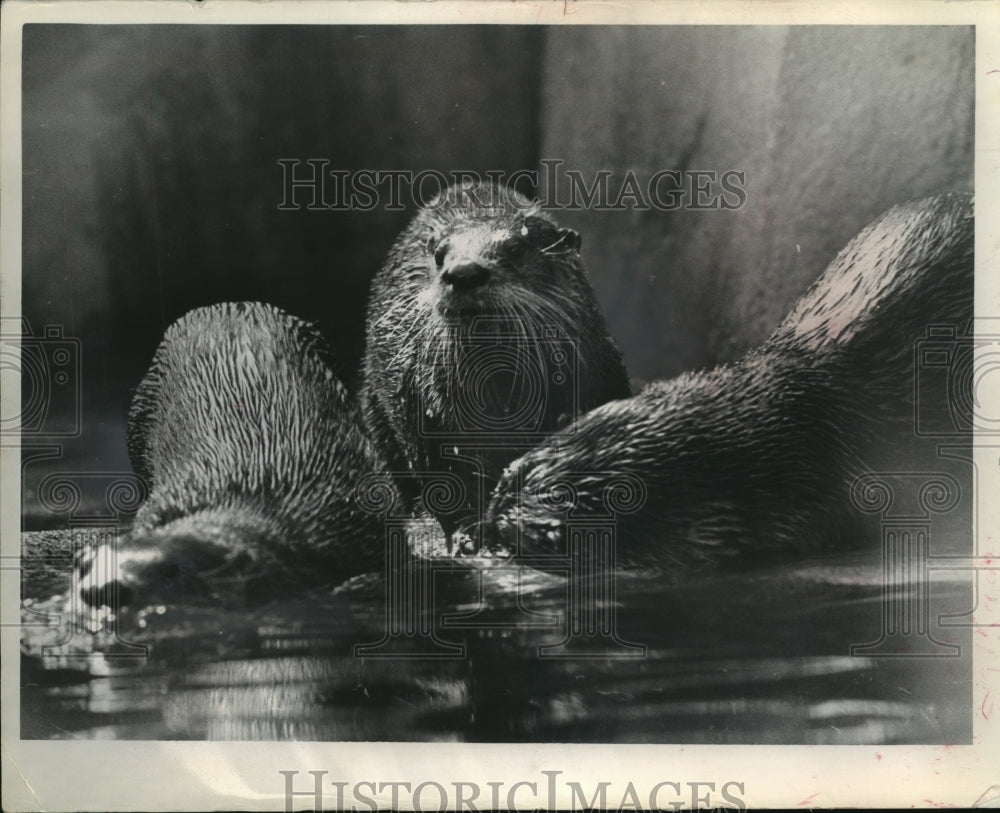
366;182;598;430
414;183;583;318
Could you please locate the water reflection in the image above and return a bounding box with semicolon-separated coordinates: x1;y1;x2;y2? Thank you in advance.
21;540;972;743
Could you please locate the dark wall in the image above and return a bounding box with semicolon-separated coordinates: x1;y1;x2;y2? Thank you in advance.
23;23;544;373
21;25;544;505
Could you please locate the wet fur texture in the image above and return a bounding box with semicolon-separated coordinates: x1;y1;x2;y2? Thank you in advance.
361;183;631;537
84;302;395;606
485;193;974;570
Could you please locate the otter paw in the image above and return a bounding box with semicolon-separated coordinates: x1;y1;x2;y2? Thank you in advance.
449;523;516;560
71;531;260;621
492;511;567;558
71;539;131;633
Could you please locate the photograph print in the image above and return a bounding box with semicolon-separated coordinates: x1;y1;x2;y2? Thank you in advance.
9;13;990;772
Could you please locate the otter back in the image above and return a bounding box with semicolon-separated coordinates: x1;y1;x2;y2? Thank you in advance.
119;301;395;602
485;193;974;571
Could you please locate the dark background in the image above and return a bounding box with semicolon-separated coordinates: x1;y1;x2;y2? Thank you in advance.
18;25;974;528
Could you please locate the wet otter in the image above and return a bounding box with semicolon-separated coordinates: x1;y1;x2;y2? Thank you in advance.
483;193;974;570
361;182;632;541
77;302;395;609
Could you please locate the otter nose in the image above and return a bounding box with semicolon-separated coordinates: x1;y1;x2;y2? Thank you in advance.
441;261;490;291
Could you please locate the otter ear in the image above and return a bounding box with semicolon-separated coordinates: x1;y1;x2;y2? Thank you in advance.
558;228;582;252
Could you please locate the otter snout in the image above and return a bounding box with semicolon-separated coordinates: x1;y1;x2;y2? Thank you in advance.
441;260;491;291
434;232;495;292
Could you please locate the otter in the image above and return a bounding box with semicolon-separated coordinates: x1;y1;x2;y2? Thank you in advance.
481;193;974;571
77;302;396;609
361;182;632;542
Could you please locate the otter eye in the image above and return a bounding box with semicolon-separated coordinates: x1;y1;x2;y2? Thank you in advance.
505;239;530;263
538;227;581;254
434;243;448;268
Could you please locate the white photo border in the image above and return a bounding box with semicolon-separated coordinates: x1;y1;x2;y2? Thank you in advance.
2;1;998;810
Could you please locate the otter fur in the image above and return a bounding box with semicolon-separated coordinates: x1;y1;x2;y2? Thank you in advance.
484;193;974;570
361;182;631;540
78;302;395;608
